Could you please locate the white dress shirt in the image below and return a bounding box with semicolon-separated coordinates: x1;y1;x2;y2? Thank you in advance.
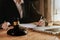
13;0;24;18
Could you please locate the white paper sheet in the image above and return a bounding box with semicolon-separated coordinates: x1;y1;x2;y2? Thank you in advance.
19;23;60;35
19;23;37;28
33;26;60;35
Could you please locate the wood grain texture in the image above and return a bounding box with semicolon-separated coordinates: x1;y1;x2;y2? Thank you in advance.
0;29;60;40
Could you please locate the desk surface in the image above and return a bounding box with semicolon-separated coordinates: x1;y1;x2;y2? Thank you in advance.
0;29;60;40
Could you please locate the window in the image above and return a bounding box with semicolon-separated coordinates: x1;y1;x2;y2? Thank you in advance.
51;0;60;25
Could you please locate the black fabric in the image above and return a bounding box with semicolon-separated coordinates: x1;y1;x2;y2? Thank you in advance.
0;0;42;36
0;0;20;24
0;0;42;26
20;0;42;23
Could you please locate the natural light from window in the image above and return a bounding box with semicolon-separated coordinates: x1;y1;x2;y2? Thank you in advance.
52;0;60;21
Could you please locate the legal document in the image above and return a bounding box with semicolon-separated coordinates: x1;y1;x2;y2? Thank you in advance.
19;23;60;35
19;23;36;28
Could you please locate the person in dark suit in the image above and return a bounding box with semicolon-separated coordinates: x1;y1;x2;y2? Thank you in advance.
0;0;41;24
0;0;43;28
0;0;47;36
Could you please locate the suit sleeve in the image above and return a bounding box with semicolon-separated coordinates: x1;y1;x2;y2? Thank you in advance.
0;0;4;24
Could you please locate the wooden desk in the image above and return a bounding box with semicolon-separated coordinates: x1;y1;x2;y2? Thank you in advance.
0;29;60;40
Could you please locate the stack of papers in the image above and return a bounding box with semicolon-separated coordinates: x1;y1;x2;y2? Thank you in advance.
33;26;60;35
19;23;60;35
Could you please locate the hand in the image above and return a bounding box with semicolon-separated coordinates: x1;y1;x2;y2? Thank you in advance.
2;22;10;30
34;20;45;26
7;25;14;30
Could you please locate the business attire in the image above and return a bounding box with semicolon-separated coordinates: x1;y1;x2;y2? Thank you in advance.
0;0;41;24
0;0;42;36
0;0;21;24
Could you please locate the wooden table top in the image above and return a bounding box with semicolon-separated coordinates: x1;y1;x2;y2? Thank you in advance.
0;29;60;40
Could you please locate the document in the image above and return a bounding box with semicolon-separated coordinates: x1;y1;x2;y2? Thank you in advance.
19;23;37;28
19;23;60;35
33;26;60;35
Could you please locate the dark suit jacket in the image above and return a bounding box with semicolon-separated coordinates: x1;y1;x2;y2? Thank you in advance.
0;0;20;24
0;0;41;24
